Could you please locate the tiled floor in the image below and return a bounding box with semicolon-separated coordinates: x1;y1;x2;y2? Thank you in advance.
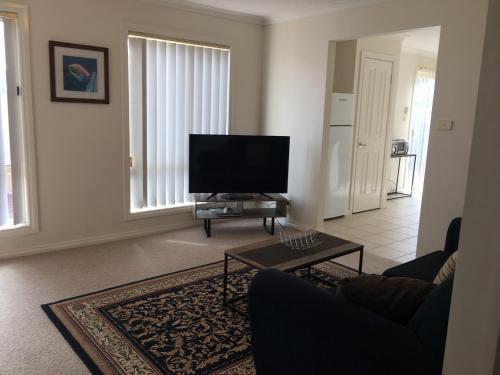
322;197;421;263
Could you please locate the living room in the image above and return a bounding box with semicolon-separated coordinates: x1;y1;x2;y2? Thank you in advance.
0;0;499;374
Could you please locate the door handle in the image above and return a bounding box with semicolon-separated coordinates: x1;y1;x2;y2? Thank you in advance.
358;142;367;147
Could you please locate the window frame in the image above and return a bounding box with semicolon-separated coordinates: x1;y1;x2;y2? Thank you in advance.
121;23;232;220
0;2;38;237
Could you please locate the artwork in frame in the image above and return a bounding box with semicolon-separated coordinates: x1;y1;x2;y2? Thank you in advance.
49;41;109;104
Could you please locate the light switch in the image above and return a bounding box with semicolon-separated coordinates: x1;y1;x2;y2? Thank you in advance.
437;119;454;131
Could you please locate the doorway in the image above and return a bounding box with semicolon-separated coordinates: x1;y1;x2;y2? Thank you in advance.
322;26;441;264
387;27;440;201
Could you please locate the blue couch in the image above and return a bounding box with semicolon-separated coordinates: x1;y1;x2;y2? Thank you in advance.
247;218;461;375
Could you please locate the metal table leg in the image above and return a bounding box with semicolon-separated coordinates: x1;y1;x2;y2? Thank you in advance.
395;156;401;192
222;255;248;316
358;248;364;275
410;155;417;198
387;154;417;200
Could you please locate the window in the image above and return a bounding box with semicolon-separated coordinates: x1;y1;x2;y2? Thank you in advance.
0;6;36;233
406;67;436;193
127;32;230;214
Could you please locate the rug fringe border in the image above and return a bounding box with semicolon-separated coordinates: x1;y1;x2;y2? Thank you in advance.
41;303;104;375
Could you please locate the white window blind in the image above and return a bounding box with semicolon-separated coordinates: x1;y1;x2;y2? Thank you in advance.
127;34;230;213
0;13;28;229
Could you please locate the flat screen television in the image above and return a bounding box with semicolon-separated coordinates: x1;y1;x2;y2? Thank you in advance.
189;134;290;194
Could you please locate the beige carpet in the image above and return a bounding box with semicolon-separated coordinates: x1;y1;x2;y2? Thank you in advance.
0;219;398;375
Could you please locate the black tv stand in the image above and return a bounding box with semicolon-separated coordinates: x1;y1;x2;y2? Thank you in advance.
259;193;274;200
192;193;289;237
207;193;274;201
220;193;255;201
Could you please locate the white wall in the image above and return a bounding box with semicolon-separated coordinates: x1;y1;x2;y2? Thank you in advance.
330;36;404;98
0;0;263;258
353;35;402;97
261;0;488;256
443;0;500;372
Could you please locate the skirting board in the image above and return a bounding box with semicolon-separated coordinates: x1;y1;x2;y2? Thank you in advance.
0;220;198;261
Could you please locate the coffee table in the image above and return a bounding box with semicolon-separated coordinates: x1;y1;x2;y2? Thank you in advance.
222;232;364;314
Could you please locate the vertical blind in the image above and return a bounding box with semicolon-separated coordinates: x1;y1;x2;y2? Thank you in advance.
406;67;436;193
128;34;230;212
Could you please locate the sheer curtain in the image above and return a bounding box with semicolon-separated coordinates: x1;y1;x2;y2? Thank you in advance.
0;19;11;226
407;67;436;193
128;35;230;212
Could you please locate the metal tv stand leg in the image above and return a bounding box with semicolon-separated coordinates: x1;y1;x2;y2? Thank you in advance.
263;217;275;235
204;219;212;237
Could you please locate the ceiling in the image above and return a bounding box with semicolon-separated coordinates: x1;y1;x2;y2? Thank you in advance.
151;0;440;54
159;0;392;24
388;27;441;56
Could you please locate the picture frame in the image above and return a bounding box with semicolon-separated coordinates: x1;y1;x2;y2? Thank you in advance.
49;41;109;104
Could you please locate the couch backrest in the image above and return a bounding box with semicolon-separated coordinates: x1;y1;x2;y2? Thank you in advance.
408;273;454;365
445;218;462;253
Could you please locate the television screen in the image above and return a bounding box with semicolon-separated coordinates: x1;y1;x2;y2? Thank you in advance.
189;135;290;194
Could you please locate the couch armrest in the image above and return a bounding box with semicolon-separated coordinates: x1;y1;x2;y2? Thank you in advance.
248;269;439;375
444;217;462;253
383;251;451;281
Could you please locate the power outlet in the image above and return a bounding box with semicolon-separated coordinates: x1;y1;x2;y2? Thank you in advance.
437;119;454;131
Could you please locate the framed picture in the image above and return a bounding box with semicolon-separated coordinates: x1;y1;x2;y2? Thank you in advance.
49;41;109;104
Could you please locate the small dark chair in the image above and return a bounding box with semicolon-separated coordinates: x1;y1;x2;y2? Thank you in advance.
383;217;461;281
247;217;461;375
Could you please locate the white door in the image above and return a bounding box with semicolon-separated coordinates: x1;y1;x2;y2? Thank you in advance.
352;56;393;213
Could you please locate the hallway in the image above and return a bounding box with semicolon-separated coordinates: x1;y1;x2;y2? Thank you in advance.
323;197;421;263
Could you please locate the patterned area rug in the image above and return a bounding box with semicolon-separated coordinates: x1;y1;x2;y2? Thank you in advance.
42;260;356;375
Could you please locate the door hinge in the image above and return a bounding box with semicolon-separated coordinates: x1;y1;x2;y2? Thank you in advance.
129;156;133;168
16;86;20;96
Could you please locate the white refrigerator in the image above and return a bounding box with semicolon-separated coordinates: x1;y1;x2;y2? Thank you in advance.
324;93;356;219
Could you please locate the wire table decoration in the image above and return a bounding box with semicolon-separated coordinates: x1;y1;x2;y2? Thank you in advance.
276;218;322;250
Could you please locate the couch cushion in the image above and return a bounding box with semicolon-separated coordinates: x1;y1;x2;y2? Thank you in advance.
336;275;436;324
408;273;454;364
383;251;451;282
434;251;459;284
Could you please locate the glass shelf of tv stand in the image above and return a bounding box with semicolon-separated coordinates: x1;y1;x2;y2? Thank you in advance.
192;193;289;237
